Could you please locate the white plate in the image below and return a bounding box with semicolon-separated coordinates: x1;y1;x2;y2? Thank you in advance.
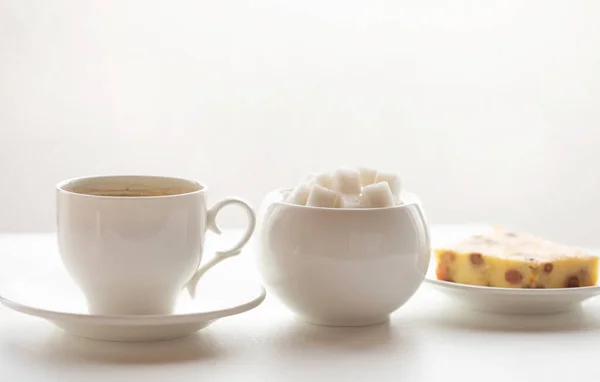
424;256;600;314
0;267;266;342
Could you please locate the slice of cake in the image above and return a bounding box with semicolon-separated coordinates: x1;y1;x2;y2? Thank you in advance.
434;228;599;288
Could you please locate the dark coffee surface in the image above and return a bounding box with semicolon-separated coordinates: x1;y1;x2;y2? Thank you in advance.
74;188;190;197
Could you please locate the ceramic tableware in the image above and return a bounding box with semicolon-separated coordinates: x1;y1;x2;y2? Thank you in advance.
57;175;256;315
0;267;265;341
255;189;430;326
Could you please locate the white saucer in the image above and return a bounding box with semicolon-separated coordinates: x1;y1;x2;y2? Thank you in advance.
424;256;600;314
0;268;266;342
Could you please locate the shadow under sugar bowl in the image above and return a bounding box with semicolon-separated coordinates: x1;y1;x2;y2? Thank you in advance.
255;189;431;326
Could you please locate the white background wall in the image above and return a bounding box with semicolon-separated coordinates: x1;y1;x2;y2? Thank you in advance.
1;1;599;245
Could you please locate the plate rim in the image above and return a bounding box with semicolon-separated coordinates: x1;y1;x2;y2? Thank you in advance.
424;276;600;296
0;279;266;326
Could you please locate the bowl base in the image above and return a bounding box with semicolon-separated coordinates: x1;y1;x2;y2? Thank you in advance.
296;315;390;327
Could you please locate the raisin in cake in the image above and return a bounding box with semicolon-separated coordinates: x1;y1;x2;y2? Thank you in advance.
434;228;598;288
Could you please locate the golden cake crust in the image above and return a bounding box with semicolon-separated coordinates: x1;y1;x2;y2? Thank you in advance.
435;228;599;288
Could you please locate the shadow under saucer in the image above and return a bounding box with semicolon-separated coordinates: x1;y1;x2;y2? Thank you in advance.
416;299;600;333
4;329;230;366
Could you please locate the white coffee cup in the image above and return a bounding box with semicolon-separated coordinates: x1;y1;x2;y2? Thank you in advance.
57;175;256;316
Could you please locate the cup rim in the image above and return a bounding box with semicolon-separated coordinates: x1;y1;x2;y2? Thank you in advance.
56;175;206;199
268;187;420;211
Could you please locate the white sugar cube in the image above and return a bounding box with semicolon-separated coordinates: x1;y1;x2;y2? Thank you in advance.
374;171;401;199
306;184;340;208
360;182;395;208
357;167;378;186
313;172;334;189
286;183;311;205
331;167;361;195
339;195;363;208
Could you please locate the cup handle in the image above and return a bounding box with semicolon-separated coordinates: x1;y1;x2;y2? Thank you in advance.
185;197;257;298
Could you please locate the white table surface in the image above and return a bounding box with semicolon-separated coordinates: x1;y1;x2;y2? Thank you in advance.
0;225;599;382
